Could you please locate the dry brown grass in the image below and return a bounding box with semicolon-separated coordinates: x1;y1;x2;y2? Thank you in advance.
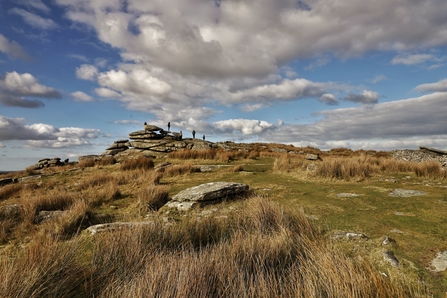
120;156;154;171
0;196;428;297
274;154;446;181
162;164;200;177
0;183;23;201
138;184;170;211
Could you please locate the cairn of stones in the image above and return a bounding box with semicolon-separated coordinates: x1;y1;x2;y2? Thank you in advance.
103;124;211;158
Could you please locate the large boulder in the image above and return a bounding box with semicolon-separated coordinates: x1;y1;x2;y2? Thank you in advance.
164;182;249;211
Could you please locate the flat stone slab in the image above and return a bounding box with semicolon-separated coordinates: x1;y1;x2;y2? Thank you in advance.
164;182;249;212
428;251;447;272
171;182;249;202
388;188;427;197
86;222;155;235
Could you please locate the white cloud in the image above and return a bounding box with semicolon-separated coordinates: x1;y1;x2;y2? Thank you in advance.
344;90;379;104
0;71;61;108
240;103;267;112
391;54;434;65
213;119;278;135
57;0;447;79
370;75;387;84
0;34;32;61
69;54;88;62
71;91;94;102
415;79;447;92
0;116;100;147
0;72;61;97
23;0;51;14
0;142;5;148
95;87;121;98
9;8;58;30
76;64;98;81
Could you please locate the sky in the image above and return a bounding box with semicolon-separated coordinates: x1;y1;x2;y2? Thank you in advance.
1;0;447;171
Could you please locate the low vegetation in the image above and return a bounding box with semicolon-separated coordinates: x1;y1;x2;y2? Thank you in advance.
0;146;445;296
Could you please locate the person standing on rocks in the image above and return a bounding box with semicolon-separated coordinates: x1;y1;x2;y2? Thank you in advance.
167;122;170;131
203;135;205;141
192;130;196;139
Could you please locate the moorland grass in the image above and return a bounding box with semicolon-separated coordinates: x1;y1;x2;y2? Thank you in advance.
0;148;445;296
0;197;428;297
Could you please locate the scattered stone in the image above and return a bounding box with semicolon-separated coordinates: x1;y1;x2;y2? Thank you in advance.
428;251;447;272
306;153;322;161
336;193;362;198
0;204;23;219
388;189;427;197
331;231;368;240
0;177;14;186
383;250;399;267
18;175;42;183
392;148;447;168
35;210;67;224
86;222;155;235
382;236;396;245
390;229;404;234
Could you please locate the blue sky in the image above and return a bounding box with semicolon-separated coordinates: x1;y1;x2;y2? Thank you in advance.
1;0;447;171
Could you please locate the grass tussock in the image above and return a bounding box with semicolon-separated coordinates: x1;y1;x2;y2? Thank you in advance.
168;148;249;162
315;157;376;181
162;164;200;177
414;161;447;179
273;155;305;172
0;183;23;201
98;156;117;166
120;156;154;171
138;184;170;211
78;158;96;168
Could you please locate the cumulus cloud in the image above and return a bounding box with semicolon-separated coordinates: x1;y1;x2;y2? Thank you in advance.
213;119;279;135
95;87;121;98
261;92;447;146
0;34;32;61
319;94;338;105
228;78;328;104
415;79;447;92
0;116;100;147
344;90;379;104
56;0;447;78
0;71;61;108
76;64;98;81
71;91;94;102
9;8;58;30
391;54;434;65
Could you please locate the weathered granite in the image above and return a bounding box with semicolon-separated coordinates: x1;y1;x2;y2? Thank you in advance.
164;182;249;211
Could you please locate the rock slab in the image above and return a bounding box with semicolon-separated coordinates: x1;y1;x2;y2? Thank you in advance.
165;182;249;211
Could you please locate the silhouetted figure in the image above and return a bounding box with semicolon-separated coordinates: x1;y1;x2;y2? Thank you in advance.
167;122;170;131
203;135;205;141
192;130;196;139
144;122;147;125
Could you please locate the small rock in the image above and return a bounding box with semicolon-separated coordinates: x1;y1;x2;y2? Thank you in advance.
383;250;399;267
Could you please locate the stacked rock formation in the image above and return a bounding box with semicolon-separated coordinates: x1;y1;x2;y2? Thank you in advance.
102;123;213;158
26;157;66;171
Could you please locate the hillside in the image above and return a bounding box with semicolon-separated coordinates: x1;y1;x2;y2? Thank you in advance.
0;144;446;297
